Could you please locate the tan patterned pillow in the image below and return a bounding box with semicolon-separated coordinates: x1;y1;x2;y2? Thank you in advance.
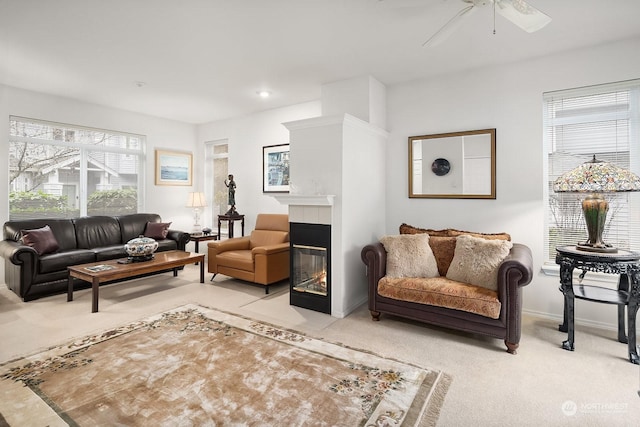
446;234;513;291
399;223;449;237
399;223;511;241
380;234;439;279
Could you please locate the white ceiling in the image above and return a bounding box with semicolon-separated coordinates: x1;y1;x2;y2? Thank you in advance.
2;0;640;124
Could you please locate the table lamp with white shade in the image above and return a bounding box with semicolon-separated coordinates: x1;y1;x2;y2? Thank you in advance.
186;192;207;233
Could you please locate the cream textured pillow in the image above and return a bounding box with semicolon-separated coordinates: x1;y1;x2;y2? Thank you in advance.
380;234;439;279
446;234;513;291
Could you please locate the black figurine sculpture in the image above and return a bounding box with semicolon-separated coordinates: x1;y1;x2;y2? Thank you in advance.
224;174;239;216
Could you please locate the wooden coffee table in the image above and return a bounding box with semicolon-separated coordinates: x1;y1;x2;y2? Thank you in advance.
68;250;205;313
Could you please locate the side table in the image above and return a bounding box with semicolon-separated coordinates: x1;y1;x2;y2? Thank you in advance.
555;245;640;364
218;214;245;238
189;233;219;264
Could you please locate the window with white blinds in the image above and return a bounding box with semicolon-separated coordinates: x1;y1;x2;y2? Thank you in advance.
543;79;640;264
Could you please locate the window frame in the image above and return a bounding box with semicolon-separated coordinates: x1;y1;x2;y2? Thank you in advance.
542;80;640;275
8;116;146;218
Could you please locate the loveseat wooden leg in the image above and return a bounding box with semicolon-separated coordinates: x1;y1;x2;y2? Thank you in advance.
210;274;217;281
370;310;381;321
505;340;518;354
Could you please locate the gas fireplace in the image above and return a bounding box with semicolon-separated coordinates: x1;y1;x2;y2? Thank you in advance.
290;222;331;314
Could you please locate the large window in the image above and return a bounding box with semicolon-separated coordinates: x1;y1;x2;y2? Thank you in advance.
544;80;640;265
9;117;145;219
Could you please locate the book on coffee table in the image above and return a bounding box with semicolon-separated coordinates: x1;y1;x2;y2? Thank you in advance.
84;264;116;272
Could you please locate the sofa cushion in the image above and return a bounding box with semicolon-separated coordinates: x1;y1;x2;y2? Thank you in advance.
94;245;128;261
20;225;60;255
39;249;96;274
144;221;172;239
377;276;501;319
118;213;163;242
427;236;457;277
379;234;439;279
399;224;512;276
74;216;122;249
446;235;513;291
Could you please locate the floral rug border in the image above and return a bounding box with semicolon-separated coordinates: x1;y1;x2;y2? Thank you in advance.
0;304;451;426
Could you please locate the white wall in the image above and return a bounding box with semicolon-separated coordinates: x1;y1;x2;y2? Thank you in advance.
386;36;640;329
197;101;321;231
4;36;640;330
0;85;198;284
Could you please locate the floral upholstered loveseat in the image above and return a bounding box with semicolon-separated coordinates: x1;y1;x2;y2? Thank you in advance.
361;224;533;354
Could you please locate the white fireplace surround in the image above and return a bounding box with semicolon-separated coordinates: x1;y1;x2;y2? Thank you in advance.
274;112;386;318
273;195;334;226
272;194;334;207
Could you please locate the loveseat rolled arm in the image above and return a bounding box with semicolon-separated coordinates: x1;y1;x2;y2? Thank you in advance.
498;243;534;290
497;243;534;354
361;242;387;283
361;242;388;315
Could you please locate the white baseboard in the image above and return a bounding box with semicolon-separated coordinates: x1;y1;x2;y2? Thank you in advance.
523;308;621;332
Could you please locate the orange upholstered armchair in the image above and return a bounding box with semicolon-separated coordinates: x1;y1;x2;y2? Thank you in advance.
207;214;289;293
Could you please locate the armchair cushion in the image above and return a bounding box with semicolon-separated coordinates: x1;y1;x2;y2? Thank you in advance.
446;234;513;291
379;234;438;279
250;230;289;248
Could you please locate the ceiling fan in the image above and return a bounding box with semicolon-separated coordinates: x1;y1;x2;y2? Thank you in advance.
422;0;552;47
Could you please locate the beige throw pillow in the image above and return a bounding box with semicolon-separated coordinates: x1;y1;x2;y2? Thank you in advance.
446;234;513;291
380;234;439;279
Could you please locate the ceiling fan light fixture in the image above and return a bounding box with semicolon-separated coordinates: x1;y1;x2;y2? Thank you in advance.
423;0;552;47
495;0;551;32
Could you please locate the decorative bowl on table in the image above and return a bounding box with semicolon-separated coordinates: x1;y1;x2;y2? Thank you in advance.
124;236;158;262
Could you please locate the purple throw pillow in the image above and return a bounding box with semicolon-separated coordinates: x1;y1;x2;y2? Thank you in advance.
20;225;60;255
144;222;172;239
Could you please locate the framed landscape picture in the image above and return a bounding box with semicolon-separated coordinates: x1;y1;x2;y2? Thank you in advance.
263;144;290;193
155;150;193;186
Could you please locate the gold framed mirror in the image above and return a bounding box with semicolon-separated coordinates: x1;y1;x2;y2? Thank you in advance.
409;128;496;199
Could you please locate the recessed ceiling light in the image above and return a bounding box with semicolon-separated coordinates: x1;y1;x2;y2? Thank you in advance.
257;90;271;98
134;81;146;88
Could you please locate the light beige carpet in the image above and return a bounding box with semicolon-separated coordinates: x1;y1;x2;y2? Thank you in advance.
0;304;451;426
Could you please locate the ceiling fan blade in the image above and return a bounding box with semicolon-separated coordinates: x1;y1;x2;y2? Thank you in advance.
494;0;551;33
422;4;476;47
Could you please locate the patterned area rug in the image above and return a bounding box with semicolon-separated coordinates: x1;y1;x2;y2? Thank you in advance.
0;304;451;426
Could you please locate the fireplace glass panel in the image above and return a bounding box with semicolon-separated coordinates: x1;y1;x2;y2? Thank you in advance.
292;244;327;296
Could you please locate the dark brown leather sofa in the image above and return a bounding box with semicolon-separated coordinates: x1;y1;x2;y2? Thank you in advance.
0;213;189;301
361;235;533;354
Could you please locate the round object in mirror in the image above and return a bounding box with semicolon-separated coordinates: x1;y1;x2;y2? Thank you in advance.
431;158;451;176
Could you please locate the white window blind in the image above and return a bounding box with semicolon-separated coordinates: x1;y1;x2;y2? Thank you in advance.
543;79;640;264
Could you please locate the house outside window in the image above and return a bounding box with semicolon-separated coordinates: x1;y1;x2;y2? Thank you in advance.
543;80;640;266
8;117;145;220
